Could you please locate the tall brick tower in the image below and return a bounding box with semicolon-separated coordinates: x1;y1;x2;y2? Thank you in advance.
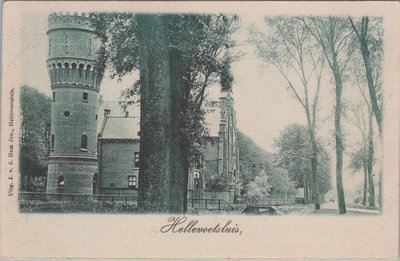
46;12;102;194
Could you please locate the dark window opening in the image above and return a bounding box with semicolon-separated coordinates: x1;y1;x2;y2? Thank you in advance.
52;92;55;102
81;134;88;150
134;152;140;168
83;92;88;102
128;175;137;189
64;111;70;117
125;111;129;117
64;63;70;78
51;134;55;150
78;64;84;78
85;65;91;79
57;175;64;187
95;114;98;120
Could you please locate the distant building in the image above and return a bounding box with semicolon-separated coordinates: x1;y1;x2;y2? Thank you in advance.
95;85;240;202
97;101;140;195
203;89;240;195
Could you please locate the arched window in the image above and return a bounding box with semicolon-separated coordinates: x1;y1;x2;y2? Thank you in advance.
78;64;84;79
57;63;62;81
51;134;55;149
64;63;70;78
71;63;77;79
81;134;88;150
57;175;64;187
85;65;91;79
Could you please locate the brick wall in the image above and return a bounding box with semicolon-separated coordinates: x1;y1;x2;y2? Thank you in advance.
98;139;139;193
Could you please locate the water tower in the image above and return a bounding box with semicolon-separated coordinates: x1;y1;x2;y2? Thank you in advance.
46;12;102;194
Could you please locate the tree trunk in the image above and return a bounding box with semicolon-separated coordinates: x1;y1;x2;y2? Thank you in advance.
305;108;320;210
303;175;308;204
137;14;172;212
333;59;346;214
362;159;367;205
306;173;312;203
168;47;189;213
367;109;375;207
359;17;383;138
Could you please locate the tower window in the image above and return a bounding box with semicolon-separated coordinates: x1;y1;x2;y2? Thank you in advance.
64;111;70;117
51;134;55;150
83;92;88;102
78;64;84;78
52;92;55;102
134;152;140;168
86;65;91;79
81;134;88;150
128;175;137;189
125;111;129;117
57;175;64;187
64;63;70;78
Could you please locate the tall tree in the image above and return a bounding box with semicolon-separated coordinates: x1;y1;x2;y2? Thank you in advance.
20;86;51;191
347;50;377;207
349;17;383;138
348;102;375;206
251;17;325;209
302;16;356;214
91;13;239;213
136;14;172;212
349;16;383;210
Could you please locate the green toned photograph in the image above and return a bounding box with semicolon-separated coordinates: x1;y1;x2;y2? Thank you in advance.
19;12;383;216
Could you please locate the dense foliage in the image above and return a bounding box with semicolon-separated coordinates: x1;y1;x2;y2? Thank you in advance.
20;86;52;191
274;124;331;195
90;13;239;166
237;131;296;200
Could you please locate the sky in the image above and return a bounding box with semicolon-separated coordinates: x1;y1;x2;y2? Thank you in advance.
16;11;375;199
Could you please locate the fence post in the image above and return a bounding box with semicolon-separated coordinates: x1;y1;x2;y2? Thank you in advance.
218;200;221;212
205;199;207;209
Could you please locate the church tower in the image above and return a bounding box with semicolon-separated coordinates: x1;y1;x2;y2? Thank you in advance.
46;12;103;194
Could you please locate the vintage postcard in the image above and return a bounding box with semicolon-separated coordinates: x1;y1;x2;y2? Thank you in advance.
1;1;399;259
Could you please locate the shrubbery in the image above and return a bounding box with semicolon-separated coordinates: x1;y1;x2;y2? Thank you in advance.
20;200;138;214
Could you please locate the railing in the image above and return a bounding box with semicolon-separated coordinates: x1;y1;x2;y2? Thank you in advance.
188;198;234;212
251;198;295;206
19;192;137;206
19;192;235;212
